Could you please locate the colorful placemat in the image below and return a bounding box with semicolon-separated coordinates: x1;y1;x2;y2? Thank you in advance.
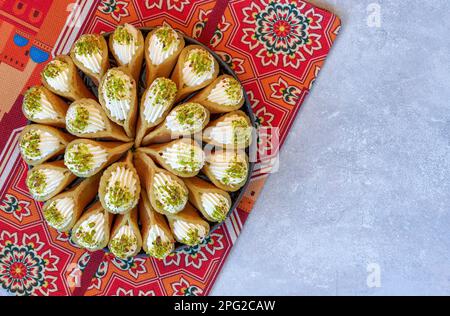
0;0;340;296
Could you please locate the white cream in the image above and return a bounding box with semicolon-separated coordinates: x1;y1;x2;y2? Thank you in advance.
148;26;180;65
76;52;102;74
44;61;70;93
165;104;206;133
142;79;176;124
110;224;137;258
173;220;207;245
182;49;215;87
207;77;243;106
74;213;105;250
24;90;58;120
201;192;230;221
29;169;65;198
112;24;138;65
65;143;108;176
45;197;75;230
21;130;60;161
161;142;204;173
206;116;251;146
146;225;174;258
66;103;106;134
152;172;187;214
104;166;138;213
208;154;248;185
102;70;132;121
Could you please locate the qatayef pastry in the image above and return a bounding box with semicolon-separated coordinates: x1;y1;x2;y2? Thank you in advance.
99;152;140;214
26;160;77;201
166;203;210;247
64;139;133;177
65;98;130;142
203;110;253;149
190;75;244;113
70;34;109;85
145;24;185;86
42;174;101;232
108;207;142;259
184;177;231;223
202;150;249;192
139;191;175;259
19;124;74;166
109;23;144;82
41;55;95;101
22;86;68;127
99;67;138;138
141;102;209;145
171;45;219;101
138;139;205;178
71;201;113;251
135;77;177;147
134;152;188;216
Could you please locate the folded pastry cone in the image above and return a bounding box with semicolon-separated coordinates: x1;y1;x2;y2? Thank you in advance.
65;98;130;142
70;33;109;85
109;23;144;82
99;152;140;214
139;191;175;259
99;67;138;138
19;124;75;166
108;207;142;259
190;75;244;113
141;102;209;145
135;77;177;147
22;86;68;127
202;150;249;192
145;24;185;87
64;139;133;177
184;177;231;223
138;138;205;178
203;110;253;149
166;203;210;247
41;55;95;101
71;201;114;251
134;152;188;216
42;174;101;232
26;160;77;201
171;45;219;102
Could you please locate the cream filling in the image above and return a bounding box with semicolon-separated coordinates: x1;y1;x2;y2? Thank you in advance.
146;225;174;257
46;197;75;230
207;79;243;106
112;24;138;65
161;142;204;173
152;172;187;214
182;50;215;87
208;156;248;185
102;73;132;122
104;166;138;213
142;82;174;124
32;169;65;198
74;213;105;250
110;224;137;257
27;92;58;120
66;104;106;134
22;130;60;161
148;30;180;66
165;106;206;133
45;68;70;93
65;143;108;176
173;220;207;245
207;116;251;146
201;192;230;220
75;51;102;74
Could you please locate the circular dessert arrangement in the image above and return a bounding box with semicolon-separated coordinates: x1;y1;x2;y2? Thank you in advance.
19;24;255;260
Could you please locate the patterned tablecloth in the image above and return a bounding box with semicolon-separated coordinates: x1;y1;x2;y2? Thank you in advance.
0;0;340;296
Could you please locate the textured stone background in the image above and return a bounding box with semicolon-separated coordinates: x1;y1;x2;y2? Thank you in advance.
1;0;449;296
211;0;450;295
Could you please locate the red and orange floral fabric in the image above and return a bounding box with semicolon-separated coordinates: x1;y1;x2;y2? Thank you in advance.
0;0;340;296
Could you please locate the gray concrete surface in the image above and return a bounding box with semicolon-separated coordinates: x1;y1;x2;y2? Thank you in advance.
211;0;450;296
1;0;449;296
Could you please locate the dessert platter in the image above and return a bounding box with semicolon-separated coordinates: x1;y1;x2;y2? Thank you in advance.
19;24;255;260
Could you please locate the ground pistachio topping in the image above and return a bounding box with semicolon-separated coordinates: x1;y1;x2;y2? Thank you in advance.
106;181;134;208
225;78;242;102
75;222;97;247
231;117;251;144
223;157;247;185
178;148;202;172
211;203;228;222
113;25;134;45
110;227;137;258
43;201;64;226
150;78;177;105
155;182;185;208
69;106;89;132
104;72;129;100
26;169;46;195
186;49;213;75
155;26;178;52
43;60;68;79
65;143;94;174
175;103;206;127
148;236;172;259
20;130;41;159
75;35;101;56
23;87;42;117
182;228;201;246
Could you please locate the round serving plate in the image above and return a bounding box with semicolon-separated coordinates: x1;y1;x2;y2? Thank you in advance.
30;27;256;256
